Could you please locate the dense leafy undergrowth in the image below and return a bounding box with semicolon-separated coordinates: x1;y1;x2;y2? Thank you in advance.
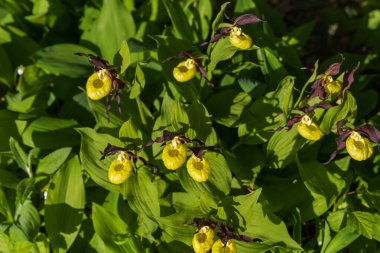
1;0;380;252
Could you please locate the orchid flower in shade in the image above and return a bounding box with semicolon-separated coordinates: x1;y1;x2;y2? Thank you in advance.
203;13;262;49
190;218;253;252
192;226;215;253
164;51;214;87
100;143;158;175
141;131;222;182
211;239;237;253
142;131;222;160
309;58;360;102
326;118;380;163
75;53;126;121
278;102;332;141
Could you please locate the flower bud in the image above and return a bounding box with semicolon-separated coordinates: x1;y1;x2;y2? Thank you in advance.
211;239;236;253
86;69;112;100
186;155;211;182
297;115;323;141
192;226;215;253
108;152;133;184
162;137;187;170
346;131;373;161
173;59;196;82
229;26;252;50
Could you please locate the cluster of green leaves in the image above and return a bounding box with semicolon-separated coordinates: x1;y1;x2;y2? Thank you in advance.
1;0;380;252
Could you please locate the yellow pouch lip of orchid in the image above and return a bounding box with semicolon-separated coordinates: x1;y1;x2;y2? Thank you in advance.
173;59;197;82
211;239;237;253
192;226;215;253
186;155;211;182
161;138;187;170
346;131;373;161
324;79;342;94
108;152;133;184
86;70;112;100
229;26;252;50
297;115;323;141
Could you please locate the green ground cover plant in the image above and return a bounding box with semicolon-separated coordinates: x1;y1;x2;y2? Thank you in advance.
1;0;380;252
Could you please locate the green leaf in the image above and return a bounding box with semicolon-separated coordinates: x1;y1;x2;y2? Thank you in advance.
77;127;124;192
297;160;346;216
0;45;12;88
81;0;136;61
282;20;316;48
206;90;252;127
208;37;238;72
0;169;20;189
211;2;230;36
129;63;145;99
187;100;212;140
16;178;34;207
45;156;85;252
114;40;130;74
247;202;302;250
14;200;40;241
9;137;32;178
34;44;94;78
157;211;195;246
122;168;160;219
226;189;302;250
266;127;305;169
276;76;295;118
0;232;12;253
22;117;79;149
0;186;12;222
178;152;232;201
234;241;276;253
163;0;194;42
327;210;346;232
36;147;72;175
0;110;22;151
320;91;357;134
347;211;375;239
257;47;288;89
92;203;143;253
171;101;189;133
152;93;176;140
322;227;359;253
119;118;143;149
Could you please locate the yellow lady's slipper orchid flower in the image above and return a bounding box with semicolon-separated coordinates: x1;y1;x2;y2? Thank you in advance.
192;226;215;253
162;137;187;170
173;59;197;82
187;154;211;182
229;26;252;50
86;69;112;100
323;76;342;94
346;131;373;161
108;152;133;184
297;115;323;141
211;239;237;253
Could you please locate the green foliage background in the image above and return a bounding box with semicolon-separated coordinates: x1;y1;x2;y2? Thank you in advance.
0;0;380;252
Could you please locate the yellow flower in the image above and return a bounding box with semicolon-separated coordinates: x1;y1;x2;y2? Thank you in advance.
162;137;187;170
187;154;211;182
346;131;373;161
173;59;197;82
86;69;112;100
297;115;323;141
324;76;342;94
211;239;236;253
192;226;215;253
108;152;133;184
229;26;252;50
